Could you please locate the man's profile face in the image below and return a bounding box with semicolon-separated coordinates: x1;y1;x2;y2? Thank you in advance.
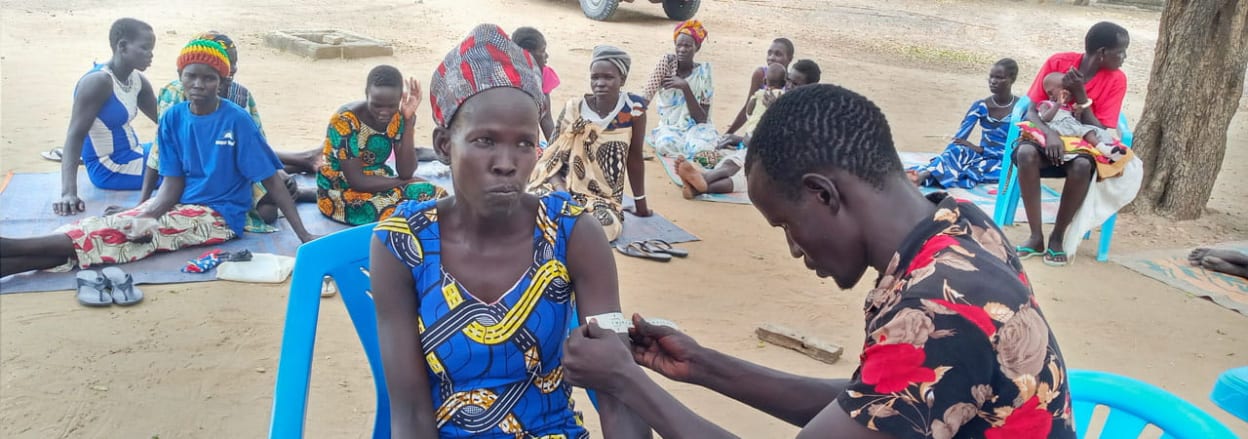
747;165;869;290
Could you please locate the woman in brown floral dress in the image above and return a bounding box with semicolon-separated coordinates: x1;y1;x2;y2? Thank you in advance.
529;45;650;241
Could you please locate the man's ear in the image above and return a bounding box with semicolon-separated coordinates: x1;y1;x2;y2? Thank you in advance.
800;172;841;214
432;126;452;165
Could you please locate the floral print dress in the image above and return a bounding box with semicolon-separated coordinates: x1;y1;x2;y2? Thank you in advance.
316;108;446;225
839;192;1075;439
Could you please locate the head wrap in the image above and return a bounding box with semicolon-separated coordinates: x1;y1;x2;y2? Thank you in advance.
177;38;232;79
429;24;544;128
591;45;631;78
196;31;236;53
673;20;707;47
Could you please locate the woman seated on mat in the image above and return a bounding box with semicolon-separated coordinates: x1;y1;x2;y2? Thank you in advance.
644;20;717;160
722;37;794;138
52;18;159;217
529;45;651;242
908;58;1019;189
129;32;310;232
316;65;446;226
369;24;650;438
1;37;316;285
1014;21;1130;267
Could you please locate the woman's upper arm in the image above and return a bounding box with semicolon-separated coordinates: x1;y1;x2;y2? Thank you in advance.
370;235;439;437
566;217;622;320
746;67;764;95
67;75;112;138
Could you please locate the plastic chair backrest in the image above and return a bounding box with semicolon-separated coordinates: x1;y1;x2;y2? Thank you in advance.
269;224;391;439
1069;369;1236;439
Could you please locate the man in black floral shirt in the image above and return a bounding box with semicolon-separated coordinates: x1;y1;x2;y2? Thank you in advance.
561;84;1076;439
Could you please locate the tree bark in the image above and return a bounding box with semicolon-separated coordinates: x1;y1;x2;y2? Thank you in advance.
1129;0;1248;219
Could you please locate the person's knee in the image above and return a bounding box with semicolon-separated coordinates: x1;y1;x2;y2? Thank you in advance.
1067;157;1095;180
1015;143;1041;166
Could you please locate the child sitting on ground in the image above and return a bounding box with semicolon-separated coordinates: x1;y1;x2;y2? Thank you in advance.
1037;72;1127;162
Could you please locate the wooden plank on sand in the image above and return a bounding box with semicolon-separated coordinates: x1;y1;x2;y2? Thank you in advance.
755;324;843;365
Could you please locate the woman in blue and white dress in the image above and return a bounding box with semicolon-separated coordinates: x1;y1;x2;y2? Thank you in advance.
53;18;160;216
910;58;1020;189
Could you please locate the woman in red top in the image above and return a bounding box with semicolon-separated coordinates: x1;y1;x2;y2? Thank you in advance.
1014;21;1129;266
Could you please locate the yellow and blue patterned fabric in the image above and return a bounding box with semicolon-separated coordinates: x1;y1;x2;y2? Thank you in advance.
373;191;588;439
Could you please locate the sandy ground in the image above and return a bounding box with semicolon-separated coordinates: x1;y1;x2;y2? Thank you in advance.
2;0;1247;437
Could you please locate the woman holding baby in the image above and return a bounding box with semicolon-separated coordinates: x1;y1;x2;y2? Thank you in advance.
1013;21;1131;266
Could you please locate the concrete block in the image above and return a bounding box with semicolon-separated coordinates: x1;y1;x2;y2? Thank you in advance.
264;30;393;60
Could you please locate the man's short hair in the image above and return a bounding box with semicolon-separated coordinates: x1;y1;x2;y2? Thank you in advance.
745;84;902;198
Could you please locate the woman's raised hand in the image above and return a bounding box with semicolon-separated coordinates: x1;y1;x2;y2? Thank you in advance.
401;77;423;120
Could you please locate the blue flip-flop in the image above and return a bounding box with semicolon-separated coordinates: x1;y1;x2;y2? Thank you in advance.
1043;248;1070;267
1016;246;1043;260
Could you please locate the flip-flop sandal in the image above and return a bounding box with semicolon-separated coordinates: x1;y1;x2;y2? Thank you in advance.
75;269;112;307
321;276;338;298
615;242;672;262
1043;249;1070;267
40;148;64;162
101;266;143;306
1016;246;1043;260
640;239;689;258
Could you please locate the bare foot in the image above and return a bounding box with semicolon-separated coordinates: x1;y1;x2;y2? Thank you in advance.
676;159;709;194
1189;247;1213;266
1202;248;1248;266
1201;256;1248;279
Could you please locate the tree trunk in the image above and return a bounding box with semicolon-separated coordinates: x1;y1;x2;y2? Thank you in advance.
1129;0;1248;219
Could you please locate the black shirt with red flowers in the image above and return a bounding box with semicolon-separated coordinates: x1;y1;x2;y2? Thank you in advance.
837;192;1075;439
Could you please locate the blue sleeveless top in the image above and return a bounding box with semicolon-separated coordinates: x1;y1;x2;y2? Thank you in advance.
373;192;589;439
78;63;147;189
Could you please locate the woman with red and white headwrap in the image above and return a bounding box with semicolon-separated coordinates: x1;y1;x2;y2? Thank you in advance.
369;24;651;439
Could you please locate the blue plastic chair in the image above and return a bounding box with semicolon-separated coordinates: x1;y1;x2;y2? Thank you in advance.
1069;369;1236;438
269;224;598;438
992;97;1133;262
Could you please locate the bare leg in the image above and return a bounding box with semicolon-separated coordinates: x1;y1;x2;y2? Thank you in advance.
1046;156;1095;263
701;163;740;194
1;235;76;276
1013;142;1045;253
1201;256;1248;279
1190;248;1248;278
277;147;322;175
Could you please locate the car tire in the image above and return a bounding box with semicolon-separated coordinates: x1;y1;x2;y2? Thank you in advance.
580;0;621;21
662;0;700;21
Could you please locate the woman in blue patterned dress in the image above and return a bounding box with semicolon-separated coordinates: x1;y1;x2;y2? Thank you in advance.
370;24;649;438
909;58;1019;189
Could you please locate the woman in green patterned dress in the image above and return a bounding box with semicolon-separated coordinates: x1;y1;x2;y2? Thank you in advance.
317;65;446;225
